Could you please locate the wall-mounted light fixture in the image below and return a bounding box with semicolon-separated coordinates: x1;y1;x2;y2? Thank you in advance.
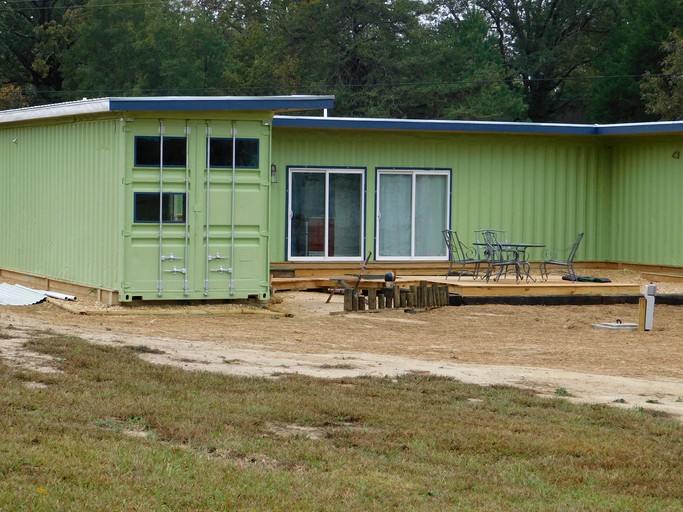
673;151;680;159
270;163;278;183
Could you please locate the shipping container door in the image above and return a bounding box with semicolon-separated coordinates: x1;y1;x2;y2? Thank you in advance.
199;120;270;300
124;120;190;300
123;119;269;301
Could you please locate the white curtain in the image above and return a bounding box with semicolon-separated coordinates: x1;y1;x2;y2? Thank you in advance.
378;171;448;258
378;174;412;256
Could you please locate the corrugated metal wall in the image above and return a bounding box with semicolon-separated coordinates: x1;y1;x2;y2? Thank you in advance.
610;137;683;267
272;129;610;263
1;118;123;289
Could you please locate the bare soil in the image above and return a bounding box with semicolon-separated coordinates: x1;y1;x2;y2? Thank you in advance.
2;268;682;421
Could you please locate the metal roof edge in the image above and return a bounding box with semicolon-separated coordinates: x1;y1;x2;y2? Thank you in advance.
273;115;598;135
274;115;683;137
0;98;111;124
0;96;335;125
107;95;335;112
595;121;683;136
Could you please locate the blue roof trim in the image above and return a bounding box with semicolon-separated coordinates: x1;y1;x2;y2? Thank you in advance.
273;116;599;135
596;121;683;135
109;96;334;112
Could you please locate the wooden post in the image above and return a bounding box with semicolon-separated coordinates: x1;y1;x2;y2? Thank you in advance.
378;291;385;309
410;285;418;308
344;289;353;311
433;284;442;306
394;286;401;309
400;289;408;308
358;295;366;310
420;281;428;308
352;292;359;311
368;289;377;310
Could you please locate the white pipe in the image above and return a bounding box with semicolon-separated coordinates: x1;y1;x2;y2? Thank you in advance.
44;290;76;301
15;285;76;301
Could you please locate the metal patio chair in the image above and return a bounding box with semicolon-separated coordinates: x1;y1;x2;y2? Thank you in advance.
539;232;584;281
480;230;527;283
443;230;488;280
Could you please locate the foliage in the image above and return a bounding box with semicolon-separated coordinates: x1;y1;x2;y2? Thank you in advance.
0;0;682;122
0;83;28;110
1;336;682;510
0;0;85;103
587;0;683;123
411;9;526;120
61;0;230;97
641;31;683;121
445;0;621;122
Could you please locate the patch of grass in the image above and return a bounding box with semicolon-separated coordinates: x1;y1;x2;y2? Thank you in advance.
554;387;571;397
1;337;682;511
127;345;166;354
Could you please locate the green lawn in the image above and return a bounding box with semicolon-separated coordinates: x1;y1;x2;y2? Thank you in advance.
1;336;682;511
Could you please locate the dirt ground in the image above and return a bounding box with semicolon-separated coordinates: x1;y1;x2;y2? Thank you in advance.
1;268;682;421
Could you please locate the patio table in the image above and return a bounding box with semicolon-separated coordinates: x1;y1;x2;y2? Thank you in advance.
475;241;545;282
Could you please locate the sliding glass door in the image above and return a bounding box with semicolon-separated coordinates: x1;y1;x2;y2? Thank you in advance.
288;168;364;260
376;169;450;260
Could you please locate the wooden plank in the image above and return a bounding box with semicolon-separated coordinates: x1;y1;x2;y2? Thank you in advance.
269;275;641;298
641;272;683;283
0;268;120;305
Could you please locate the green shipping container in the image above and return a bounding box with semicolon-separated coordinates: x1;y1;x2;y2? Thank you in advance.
0;96;333;302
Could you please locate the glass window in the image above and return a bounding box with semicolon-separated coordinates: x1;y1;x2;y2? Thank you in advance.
376;170;450;259
135;136;187;167
208;138;259;168
134;192;186;223
288;169;364;259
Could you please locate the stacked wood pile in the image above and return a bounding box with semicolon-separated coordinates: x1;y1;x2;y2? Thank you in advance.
343;281;449;312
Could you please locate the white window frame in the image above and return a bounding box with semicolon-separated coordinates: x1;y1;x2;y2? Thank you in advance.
287;167;365;262
375;168;451;261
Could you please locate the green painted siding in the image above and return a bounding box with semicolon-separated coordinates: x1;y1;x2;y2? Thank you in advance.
272;128;610;264
610;138;683;267
0;118;124;289
1;112;273;301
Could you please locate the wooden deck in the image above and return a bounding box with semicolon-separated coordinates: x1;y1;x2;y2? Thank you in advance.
271;274;642;298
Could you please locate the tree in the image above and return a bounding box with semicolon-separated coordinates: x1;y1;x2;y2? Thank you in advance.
251;0;432;117
406;8;526;120
0;0;84;103
0;82;28;109
61;0;229;97
431;0;619;122
587;0;683;123
641;31;683;120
